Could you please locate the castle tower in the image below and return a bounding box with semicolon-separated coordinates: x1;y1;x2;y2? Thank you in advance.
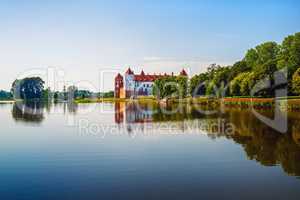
115;73;124;98
180;69;188;76
125;67;135;98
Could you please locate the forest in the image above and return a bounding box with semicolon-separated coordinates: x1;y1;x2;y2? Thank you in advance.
155;32;300;99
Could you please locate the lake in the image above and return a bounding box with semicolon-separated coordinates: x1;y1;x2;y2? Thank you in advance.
0;101;300;200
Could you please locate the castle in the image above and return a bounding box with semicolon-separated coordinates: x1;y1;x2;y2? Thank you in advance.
115;68;187;98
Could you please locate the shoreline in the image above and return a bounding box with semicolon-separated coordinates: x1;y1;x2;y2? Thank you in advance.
0;100;15;104
74;96;300;111
2;97;300;111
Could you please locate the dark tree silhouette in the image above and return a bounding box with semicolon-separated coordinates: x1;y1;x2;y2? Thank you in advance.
11;77;45;100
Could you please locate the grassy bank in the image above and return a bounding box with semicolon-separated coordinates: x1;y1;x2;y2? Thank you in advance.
74;98;126;103
74;96;158;104
221;97;300;111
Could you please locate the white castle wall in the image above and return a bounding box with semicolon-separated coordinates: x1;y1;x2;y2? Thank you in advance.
135;81;154;96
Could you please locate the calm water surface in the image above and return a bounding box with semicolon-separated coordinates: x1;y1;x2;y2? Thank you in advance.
0;102;300;200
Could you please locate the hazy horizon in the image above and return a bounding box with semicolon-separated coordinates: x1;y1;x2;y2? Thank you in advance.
1;0;299;92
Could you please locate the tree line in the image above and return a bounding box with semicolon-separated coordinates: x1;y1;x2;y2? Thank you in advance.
8;77;114;101
154;32;300;98
0;90;13;100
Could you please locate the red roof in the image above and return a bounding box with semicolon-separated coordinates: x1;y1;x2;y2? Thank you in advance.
134;73;169;82
180;69;187;76
115;73;123;80
125;67;134;74
121;68;189;82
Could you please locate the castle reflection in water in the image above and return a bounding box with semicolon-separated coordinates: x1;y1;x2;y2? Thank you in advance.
115;102;154;124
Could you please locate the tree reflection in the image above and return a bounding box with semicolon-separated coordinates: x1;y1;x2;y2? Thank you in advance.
67;101;78;114
12;101;45;123
114;101;300;176
227;110;300;176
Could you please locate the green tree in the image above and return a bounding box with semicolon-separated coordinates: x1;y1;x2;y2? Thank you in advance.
228;60;251;81
202;66;231;97
189;73;208;96
153;75;188;99
53;91;59;101
189;32;299;98
230;72;248;96
0;90;13;100
255;42;279;69
176;75;188;98
42;87;52;100
11;77;45;100
240;72;256;96
277;32;300;94
242;42;279;96
277;32;300;74
244;48;259;69
244;42;279;71
102;91;114;98
292;68;300;95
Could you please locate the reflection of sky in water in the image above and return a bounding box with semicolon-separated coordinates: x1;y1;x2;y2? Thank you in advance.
0;102;300;200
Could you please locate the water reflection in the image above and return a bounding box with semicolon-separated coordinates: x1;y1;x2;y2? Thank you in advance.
11;101;79;123
65;101;78;114
114;101;300;176
12;101;45;123
227;110;300;176
3;101;300;199
115;101;125;124
8;101;300;177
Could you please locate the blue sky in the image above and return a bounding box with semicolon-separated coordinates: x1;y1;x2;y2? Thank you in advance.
0;0;299;91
